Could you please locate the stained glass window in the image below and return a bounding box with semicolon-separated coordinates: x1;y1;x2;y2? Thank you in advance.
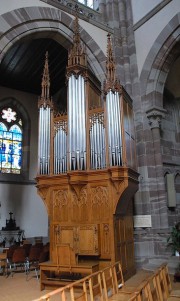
0;107;22;174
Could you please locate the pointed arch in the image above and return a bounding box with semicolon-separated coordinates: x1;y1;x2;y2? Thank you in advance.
0;6;106;84
139;13;180;108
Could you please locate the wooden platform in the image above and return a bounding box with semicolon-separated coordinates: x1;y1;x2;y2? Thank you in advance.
40;261;99;290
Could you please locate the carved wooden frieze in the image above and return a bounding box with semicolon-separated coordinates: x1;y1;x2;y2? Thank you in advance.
52;190;68;222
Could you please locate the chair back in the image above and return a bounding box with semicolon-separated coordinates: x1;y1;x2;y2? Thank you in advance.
39;251;49;263
12;247;26;264
22;243;32;257
102;266;116;301
28;247;41;262
7;244;18;261
146;272;160;301
88;271;104;301
159;264;171;296
34;242;44;250
154;268;168;301
112;261;125;293
138;280;153;301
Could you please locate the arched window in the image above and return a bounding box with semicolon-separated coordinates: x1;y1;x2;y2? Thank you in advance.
0;107;23;174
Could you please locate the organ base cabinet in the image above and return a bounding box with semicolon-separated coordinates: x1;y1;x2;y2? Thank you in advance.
37;167;139;278
52;224;100;259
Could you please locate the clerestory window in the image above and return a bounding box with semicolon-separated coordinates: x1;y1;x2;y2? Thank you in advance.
0;107;22;174
78;0;99;10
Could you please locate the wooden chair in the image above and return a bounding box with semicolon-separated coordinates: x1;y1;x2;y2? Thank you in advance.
26;247;41;275
7;244;18;263
160;264;180;299
112;261;138;294
87;270;104;301
155;265;180;301
22;243;32;257
69;277;88;301
146;272;161;301
9;247;28;276
0;250;8;276
27;250;49;281
102;265;116;300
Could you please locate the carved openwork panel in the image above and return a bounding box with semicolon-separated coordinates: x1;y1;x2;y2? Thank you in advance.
52;190;68;222
71;188;88;222
90;186;109;221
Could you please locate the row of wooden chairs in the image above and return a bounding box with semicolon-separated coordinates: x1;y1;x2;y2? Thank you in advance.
32;261;141;301
5;243;49;277
121;263;180;301
32;262;180;301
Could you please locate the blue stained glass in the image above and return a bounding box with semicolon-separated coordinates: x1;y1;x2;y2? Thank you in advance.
10;124;22;133
5;132;12;139
0;120;22;174
0;122;7;131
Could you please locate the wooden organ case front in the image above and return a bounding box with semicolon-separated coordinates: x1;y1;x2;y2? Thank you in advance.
36;17;139;279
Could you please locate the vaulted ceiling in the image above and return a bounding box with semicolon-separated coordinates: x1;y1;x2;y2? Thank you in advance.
0;38;68;97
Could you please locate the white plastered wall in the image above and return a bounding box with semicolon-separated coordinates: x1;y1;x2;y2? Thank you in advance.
0;87;48;239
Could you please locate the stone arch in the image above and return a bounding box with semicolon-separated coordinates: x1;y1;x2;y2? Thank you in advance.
0;6;106;83
139;13;180;109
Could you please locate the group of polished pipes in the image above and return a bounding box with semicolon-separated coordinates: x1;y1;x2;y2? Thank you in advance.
38;79;123;175
38;106;51;174
106;90;122;166
90;112;106;169
54;120;67;174
68;74;86;171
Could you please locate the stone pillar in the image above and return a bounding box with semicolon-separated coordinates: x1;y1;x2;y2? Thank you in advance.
146;106;168;229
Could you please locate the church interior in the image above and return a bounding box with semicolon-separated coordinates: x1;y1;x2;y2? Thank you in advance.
0;0;179;300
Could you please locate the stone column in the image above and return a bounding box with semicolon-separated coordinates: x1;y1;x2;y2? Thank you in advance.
146;106;168;229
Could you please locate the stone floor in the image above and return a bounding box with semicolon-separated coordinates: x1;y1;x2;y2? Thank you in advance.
0;268;180;301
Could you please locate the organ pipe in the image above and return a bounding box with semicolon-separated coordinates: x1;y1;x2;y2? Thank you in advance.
38;52;53;175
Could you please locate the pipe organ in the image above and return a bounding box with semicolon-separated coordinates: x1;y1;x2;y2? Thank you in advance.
36;16;139;279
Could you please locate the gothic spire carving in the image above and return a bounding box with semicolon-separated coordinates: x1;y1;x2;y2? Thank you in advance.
104;33;122;94
38;51;53;109
66;7;87;78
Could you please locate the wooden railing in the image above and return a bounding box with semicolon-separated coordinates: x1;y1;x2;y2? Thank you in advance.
32;261;180;301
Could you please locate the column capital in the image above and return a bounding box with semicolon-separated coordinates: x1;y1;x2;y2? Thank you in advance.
146;106;166;129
